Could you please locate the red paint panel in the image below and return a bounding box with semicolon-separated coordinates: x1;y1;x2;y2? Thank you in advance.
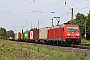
21;33;24;40
55;28;63;38
48;28;63;39
53;28;56;38
48;29;50;38
33;29;39;40
17;33;21;40
28;32;30;40
51;29;53;38
48;29;53;38
48;29;55;39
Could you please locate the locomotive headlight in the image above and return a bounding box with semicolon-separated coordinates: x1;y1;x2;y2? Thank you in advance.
68;36;70;38
67;34;70;36
76;34;79;36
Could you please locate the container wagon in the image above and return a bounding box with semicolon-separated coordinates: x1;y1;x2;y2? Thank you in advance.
24;31;30;42
15;32;21;41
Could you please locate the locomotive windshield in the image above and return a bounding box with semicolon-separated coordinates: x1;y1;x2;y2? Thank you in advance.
67;26;78;31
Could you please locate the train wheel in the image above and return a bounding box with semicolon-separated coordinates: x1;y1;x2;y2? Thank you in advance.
65;42;68;46
56;41;59;46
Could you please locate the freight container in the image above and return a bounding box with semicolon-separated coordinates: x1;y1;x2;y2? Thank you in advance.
39;27;50;39
33;29;39;40
30;31;33;39
15;34;17;40
21;33;24;40
15;32;21;40
24;31;30;40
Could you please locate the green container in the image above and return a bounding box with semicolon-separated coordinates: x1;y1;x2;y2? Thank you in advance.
24;31;30;40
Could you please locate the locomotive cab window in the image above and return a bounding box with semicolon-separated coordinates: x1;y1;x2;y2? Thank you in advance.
67;26;78;31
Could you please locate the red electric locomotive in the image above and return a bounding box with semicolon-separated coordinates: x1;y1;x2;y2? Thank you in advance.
48;24;81;45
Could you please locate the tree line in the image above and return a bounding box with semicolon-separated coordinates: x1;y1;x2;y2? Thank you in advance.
0;27;14;39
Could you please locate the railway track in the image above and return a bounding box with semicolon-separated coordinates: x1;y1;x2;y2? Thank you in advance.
74;44;90;50
10;40;90;50
9;40;90;56
35;43;90;57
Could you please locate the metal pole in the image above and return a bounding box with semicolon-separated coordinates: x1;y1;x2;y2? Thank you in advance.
71;8;73;20
38;19;39;29
20;26;26;33
52;18;54;27
71;8;73;24
85;20;86;40
31;23;32;29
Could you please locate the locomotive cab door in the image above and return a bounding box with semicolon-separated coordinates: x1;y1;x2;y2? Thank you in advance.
62;27;66;42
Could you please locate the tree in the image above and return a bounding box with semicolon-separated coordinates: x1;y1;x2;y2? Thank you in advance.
86;12;90;39
0;27;14;39
6;30;14;38
30;28;37;31
0;27;7;39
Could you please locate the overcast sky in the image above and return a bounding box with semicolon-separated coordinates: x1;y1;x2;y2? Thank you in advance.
0;0;90;33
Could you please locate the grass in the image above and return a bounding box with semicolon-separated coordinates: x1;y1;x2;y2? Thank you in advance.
81;39;90;44
0;39;90;60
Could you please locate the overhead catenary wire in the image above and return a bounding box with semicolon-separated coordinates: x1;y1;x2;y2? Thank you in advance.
9;0;36;12
31;0;89;14
0;0;63;14
56;0;88;13
38;0;90;23
0;0;36;19
0;0;88;16
0;0;90;26
32;0;89;14
34;0;63;11
61;5;90;17
0;0;90;32
0;0;35;13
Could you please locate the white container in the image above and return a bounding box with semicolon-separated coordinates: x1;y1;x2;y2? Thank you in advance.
30;31;33;39
39;27;49;39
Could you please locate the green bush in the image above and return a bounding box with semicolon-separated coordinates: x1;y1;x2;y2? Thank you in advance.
81;39;90;44
0;36;7;39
